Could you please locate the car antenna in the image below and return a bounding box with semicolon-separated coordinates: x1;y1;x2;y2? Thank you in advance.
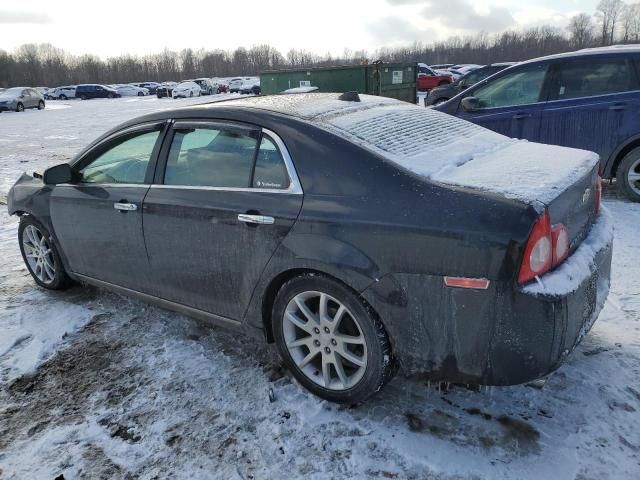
338;91;360;102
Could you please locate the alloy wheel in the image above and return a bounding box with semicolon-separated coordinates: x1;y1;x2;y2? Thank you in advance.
22;225;56;284
283;291;367;390
627;157;640;196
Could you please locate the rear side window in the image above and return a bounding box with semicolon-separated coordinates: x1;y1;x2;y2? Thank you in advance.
473;64;549;108
164;127;258;188
550;57;637;100
253;135;290;189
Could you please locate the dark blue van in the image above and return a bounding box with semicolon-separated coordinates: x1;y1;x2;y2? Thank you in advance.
75;84;120;100
436;46;640;201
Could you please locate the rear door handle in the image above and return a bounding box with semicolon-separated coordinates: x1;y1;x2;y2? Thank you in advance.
237;214;275;225
512;112;531;120
610;103;627;111
114;202;137;212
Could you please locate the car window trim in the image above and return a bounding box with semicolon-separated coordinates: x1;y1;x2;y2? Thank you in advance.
69;120;168;186
154;121;303;195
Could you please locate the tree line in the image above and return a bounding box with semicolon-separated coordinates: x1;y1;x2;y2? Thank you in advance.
1;0;638;88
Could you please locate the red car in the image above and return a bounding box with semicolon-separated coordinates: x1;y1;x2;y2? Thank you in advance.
417;63;453;91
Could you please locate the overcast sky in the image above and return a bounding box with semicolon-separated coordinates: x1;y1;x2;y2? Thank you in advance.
1;0;600;58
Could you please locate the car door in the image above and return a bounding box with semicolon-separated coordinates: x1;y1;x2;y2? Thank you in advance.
25;89;38;108
538;55;640;168
49;122;167;289
456;63;551;141
142;120;304;321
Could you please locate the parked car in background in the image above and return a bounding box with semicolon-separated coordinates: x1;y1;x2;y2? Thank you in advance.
156;82;177;98
436;46;640;201
417;63;453;91
8;93;612;404
190;78;218;95
35;87;49;96
240;79;261;95
213;78;229;93
228;78;244;93
426;63;515;106
172;81;201;98
46;86;77;100
0;87;45;112
132;82;161;94
116;85;149;96
75;84;120;100
212;79;229;93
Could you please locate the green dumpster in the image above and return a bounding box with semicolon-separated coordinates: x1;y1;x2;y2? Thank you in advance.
260;63;417;103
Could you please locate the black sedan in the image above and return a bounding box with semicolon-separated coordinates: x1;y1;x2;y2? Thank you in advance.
7;93;613;404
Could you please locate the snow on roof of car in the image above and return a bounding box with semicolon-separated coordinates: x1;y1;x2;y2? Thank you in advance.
207;93;599;204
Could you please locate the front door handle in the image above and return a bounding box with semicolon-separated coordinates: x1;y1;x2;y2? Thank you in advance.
512;112;531;120
237;214;275;225
610;103;627;111
114;202;137;212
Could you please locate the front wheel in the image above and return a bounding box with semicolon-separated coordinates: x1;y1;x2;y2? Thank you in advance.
137;91;144;96
18;216;72;290
272;275;394;404
617;147;640;202
107;93;114;99
16;102;24;112
60;94;67;100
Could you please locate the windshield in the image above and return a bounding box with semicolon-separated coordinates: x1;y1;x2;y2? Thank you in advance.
0;87;22;98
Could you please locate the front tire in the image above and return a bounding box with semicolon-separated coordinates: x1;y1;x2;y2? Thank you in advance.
617;147;640;202
60;94;67;100
272;274;394;404
16;102;24;112
18;216;72;290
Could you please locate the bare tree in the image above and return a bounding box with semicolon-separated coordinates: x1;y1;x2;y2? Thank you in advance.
568;13;596;48
596;0;626;45
623;3;640;42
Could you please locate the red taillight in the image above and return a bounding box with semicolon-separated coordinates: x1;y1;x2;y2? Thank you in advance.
595;175;602;215
518;211;552;284
551;224;569;265
518;210;571;284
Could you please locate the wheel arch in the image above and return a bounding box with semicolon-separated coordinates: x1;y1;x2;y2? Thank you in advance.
604;135;640;178
256;267;382;344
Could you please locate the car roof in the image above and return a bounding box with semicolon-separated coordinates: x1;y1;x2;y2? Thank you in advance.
519;45;640;65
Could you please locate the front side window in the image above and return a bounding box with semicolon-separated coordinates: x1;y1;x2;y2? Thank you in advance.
77;130;160;184
550;57;636;100
473;64;549;108
164;127;258;188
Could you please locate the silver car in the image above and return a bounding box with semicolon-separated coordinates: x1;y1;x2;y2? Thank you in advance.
0;87;45;112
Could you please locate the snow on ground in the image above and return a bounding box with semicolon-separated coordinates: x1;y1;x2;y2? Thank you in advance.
0;97;639;479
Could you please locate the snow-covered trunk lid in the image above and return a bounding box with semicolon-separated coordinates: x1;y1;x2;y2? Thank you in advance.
320;99;601;249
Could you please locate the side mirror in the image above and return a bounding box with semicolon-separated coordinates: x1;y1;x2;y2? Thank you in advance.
459;84;468;91
43;163;73;185
461;96;480;112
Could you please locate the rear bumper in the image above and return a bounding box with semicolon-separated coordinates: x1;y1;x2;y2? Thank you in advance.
362;209;613;385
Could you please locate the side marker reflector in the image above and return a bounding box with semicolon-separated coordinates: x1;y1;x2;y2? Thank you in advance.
444;277;490;290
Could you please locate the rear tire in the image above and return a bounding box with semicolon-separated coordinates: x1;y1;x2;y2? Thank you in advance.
18;216;73;290
272;274;394;404
107;93;114;99
37;100;45;110
617;147;640;202
60;94;67;100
